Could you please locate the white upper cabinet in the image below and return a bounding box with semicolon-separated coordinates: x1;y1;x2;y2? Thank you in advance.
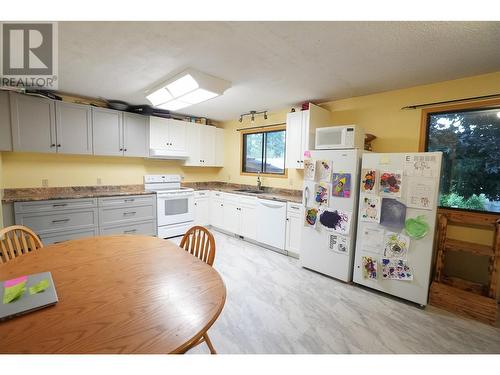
285;103;331;169
123;112;149;158
0;91;12;151
92;107;123;156
149;117;187;157
55;101;92;155
10;92;56;153
184;124;224;167
166;119;187;152
214;128;224;167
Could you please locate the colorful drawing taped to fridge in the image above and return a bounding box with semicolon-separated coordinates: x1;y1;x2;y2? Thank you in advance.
331;173;351;198
362;256;377;279
404;215;430;240
314;183;329;206
380;198;407;230
406;178;434;210
303;159;316;181
328;233;348;254
380;171;402;197
304;207;319;227
317;160;333;182
319;209;351;235
381;258;413;280
384;232;410;258
361;168;378;194
360;195;381;223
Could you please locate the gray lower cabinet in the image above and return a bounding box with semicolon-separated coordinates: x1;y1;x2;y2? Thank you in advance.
0;90;12;151
10;92;56;153
92;107;123;156
55;101;93;155
14;194;157;245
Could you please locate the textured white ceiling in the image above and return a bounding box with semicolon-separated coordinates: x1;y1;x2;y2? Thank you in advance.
58;21;500;120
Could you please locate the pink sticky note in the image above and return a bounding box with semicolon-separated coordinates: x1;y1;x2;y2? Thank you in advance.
304;150;311;158
4;275;28;288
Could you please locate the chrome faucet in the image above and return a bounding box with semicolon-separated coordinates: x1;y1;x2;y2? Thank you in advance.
257;173;262;191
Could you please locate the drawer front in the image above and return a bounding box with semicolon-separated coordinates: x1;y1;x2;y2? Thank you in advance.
100;220;156;236
98;194;155;207
39;228;98;245
223;193;240;204
287;202;302;213
16;209;98;234
194;190;209;198
239;195;257;207
14;198;97;213
211;191;223;199
99;204;155;226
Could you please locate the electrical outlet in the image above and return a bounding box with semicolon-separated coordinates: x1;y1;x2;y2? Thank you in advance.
96;177;102;185
42;179;49;187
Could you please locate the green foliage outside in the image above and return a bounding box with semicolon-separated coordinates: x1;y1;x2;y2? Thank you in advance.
439;193;488;211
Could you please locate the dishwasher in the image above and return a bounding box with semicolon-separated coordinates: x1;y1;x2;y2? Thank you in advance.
256;198;287;252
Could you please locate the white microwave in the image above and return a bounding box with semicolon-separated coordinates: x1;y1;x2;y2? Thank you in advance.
315;125;365;150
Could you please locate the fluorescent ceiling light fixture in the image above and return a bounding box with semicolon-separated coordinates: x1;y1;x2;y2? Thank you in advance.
157;99;191;111
145;68;231;111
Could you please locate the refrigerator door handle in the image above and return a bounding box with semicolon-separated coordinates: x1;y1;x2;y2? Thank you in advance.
303;186;310;207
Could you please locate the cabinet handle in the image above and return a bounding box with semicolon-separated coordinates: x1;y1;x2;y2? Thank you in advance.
50;144;56;148
286;218;289;221
124;229;137;233
296;160;300;163
52;203;67;207
123;148;127;152
124;198;135;202
52;218;70;223
119;148;123;151
57;144;61;147
194;203;197;206
221;204;224;207
123;211;137;215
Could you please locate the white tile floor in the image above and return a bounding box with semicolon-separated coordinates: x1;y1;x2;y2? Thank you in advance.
172;230;500;354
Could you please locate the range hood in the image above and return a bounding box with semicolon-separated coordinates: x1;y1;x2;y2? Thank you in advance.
148;149;189;159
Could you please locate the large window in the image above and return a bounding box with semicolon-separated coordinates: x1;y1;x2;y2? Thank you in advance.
424;104;500;213
242;128;286;175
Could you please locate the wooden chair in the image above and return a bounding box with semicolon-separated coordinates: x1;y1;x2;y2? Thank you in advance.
179;226;217;354
0;225;44;264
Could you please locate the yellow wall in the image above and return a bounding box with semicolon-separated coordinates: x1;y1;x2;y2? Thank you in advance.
0;152;219;188
219;71;500;190
0;152;3;227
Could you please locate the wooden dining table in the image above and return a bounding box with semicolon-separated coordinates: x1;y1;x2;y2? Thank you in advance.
0;235;226;354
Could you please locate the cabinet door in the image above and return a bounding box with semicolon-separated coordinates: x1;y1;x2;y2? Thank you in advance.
184;123;201;166
300;111;310;167
223;200;240;234
194;197;210;226
240;205;257;240
92;107;123;156
286;211;302;255
214;128;224;167
285;111;302;169
149;116;169;150
55;101;92;155
167;119;187;151
10;92;56;153
123;113;149;157
199;126;215;166
0;91;12;151
210;198;224;228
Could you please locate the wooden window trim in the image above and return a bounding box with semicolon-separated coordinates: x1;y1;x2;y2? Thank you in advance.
240;125;288;178
419;97;500;151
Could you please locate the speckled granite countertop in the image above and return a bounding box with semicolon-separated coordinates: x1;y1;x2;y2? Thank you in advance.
183;182;303;203
2;185;155;203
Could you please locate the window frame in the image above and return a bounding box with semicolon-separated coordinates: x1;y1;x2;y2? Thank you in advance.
419;97;500;215
240;125;288;178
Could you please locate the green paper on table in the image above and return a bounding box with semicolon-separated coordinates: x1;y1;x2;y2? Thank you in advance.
29;279;50;295
2;281;27;304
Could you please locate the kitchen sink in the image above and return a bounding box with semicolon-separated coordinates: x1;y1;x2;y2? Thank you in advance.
232;189;265;194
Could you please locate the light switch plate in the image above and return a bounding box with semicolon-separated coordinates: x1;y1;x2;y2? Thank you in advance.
41;179;49;187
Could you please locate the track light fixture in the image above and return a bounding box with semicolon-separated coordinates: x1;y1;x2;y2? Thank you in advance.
239;110;268;123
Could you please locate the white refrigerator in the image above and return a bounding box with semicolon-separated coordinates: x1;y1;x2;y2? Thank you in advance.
300;148;363;282
352;152;442;305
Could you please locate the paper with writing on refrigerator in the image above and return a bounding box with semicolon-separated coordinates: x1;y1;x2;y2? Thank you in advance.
317;160;333;182
380;198;407;230
361;226;385;254
361;168;378;194
319;209;351;235
384;231;410;259
303;159;316;181
362;256;378;279
328;233;349;254
380;171;402;197
381;258;413;280
314;182;329;206
406;178;435;210
304;207;319;227
360;195;381;223
403;153;439;177
331;173;351;198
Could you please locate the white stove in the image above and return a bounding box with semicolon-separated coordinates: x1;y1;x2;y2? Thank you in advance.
144;175;194;238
